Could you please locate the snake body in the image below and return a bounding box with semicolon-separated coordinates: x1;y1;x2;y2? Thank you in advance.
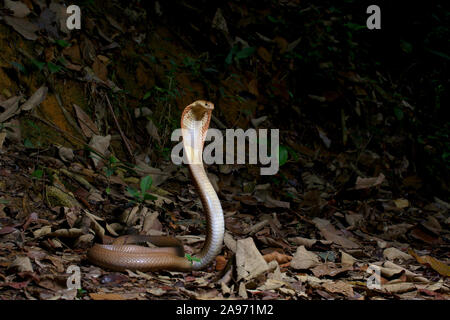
87;101;224;271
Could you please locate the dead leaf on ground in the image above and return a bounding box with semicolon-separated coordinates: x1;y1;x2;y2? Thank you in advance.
408;249;450;277
5;0;31;18
311;263;353;278
0;96;21;123
313;218;360;248
89;134;111;168
263;251;292;265
74;104;100;138
290;246;321;270
355;173;385;190
21;86;48;111
383;247;413;261
89;292;129;300
322;280;354;297
4;16;38;40
236;237;269;281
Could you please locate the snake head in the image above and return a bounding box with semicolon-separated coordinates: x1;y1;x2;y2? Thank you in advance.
181;100;214;165
188;100;214;120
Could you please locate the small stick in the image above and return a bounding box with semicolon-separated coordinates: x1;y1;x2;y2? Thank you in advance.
104;94;135;163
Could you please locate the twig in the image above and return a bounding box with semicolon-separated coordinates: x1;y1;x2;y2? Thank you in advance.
104;94;135;164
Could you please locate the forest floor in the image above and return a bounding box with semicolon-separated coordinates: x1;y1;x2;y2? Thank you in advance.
0;1;448;300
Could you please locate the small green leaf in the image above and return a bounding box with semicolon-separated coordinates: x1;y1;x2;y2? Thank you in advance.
32;169;43;179
143;92;151;100
55;39;71;48
31;59;45;71
140;175;153;193
225;46;239;65
0;199;9;204
23;138;34;148
400;40;413;54
394;107;404;120
47;62;62;74
105;187;111;194
143;193;157;201
279;145;289;167
185;254;201;263
267;16;278;23
109;156;118;164
126;186;140;198
235;47;255;60
104;167;114;177
10;61;26;73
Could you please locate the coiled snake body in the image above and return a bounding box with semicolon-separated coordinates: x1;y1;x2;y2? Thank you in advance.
87;101;224;271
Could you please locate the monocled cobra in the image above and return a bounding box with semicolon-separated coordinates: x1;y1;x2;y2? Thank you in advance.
87;100;224;271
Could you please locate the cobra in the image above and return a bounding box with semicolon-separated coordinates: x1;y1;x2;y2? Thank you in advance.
87;101;225;271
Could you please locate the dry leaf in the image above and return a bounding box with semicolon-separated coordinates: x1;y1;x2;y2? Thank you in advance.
212;8;229;34
322;280;354;297
5;0;31;18
290;246;321;270
10;256;34;272
257;47;272;63
89;293;127;300
313;218;359;248
236;237;269;281
21;86;48;111
89;135;111;168
263;251;292;265
408;249;450;277
215;255;227;271
383;247;413;261
4;16;38;40
0;96;21;123
311;263;353;277
355;173;385;190
74;104;100;138
145;119;161;143
394;198;409;209
0;132;6;150
340;250;357;266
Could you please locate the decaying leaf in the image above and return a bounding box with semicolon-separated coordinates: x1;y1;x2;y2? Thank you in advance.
383;247;413;261
236;237;269;281
290;246;321;270
10;256;34;273
0;96;21;123
322;280;354;297
5;0;31;18
4;16;38;40
263;251;292;266
89;135;111;168
21;86;48;111
355;173;385;190
74;104;100;138
313;218;359;248
408;249;450;277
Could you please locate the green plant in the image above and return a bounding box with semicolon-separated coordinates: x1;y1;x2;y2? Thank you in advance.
31;168;44;179
225;46;256;65
126;175;157;203
185;254;201;264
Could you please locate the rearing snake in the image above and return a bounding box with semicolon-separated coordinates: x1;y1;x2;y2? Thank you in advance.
87;101;225;271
